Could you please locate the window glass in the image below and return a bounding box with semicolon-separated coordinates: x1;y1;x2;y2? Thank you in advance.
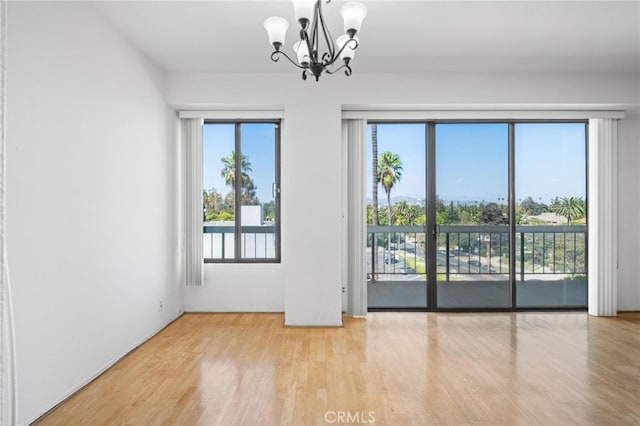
515;123;587;307
202;122;280;262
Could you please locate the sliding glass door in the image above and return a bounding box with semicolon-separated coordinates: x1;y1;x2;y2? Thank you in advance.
367;124;428;308
435;124;512;308
365;120;587;310
514;123;587;307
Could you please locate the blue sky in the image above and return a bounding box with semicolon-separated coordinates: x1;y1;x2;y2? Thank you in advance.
203;121;586;207
514;123;586;203
367;122;586;205
366;124;427;202
436;123;508;203
203;123;276;204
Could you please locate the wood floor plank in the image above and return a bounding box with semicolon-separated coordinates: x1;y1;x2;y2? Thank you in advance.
36;312;640;426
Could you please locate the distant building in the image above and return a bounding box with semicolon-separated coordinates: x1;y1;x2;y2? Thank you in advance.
529;212;567;224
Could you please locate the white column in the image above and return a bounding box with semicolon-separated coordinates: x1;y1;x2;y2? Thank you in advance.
183;118;203;286
283;102;343;326
344;119;367;317
0;0;18;422
588;118;619;316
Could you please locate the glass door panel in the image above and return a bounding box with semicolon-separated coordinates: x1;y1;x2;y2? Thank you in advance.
203;124;236;259
367;123;428;308
435;124;511;308
239;123;278;260
514;123;587;307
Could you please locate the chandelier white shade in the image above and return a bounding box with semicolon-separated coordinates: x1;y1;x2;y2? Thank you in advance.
263;0;367;81
340;1;367;33
293;40;311;65
263;16;289;47
292;0;314;23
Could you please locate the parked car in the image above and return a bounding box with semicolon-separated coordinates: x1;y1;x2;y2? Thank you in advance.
481;264;497;273
385;254;398;264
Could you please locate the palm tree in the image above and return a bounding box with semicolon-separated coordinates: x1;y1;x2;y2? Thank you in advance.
220;150;252;188
378;151;403;256
552;196;585;225
220;151;258;205
378;151;403;223
393;201;411;226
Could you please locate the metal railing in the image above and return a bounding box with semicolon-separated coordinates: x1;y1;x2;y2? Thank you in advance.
368;225;587;281
203;225;276;259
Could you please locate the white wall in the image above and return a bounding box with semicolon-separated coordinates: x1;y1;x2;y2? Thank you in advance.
7;3;181;424
282;102;343;326
618;110;640;311
182;97;345;325
185;265;283;312
168;71;640;317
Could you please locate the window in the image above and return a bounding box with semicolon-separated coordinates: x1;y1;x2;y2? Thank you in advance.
365;120;587;310
202;121;280;262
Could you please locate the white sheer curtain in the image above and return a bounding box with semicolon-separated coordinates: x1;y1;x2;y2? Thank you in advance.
1;0;18;422
343;119;367;317
183;118;204;286
588;118;619;316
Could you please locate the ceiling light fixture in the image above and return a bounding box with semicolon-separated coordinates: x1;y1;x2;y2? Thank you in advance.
263;1;367;82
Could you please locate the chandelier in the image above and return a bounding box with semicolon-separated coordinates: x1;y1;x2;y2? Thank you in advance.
263;1;367;81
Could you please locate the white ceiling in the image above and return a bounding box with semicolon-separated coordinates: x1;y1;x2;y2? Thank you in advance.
94;0;640;74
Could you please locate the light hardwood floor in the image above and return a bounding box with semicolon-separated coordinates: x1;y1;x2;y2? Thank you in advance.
37;312;640;425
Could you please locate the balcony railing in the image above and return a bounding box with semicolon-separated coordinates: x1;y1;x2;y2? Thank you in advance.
202;224;586;275
203;225;276;259
368;225;587;281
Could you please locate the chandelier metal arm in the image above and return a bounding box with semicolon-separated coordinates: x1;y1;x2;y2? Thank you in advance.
302;25;315;65
324;63;352;77
308;2;319;62
270;50;306;69
330;37;358;65
316;0;336;63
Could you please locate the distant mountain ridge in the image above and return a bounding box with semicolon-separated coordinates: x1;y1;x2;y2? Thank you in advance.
366;196;422;205
366;197;502;206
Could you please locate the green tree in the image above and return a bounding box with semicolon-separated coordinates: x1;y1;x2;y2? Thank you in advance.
203;188;224;221
480;202;508;225
215;211;234;222
436;199;461;225
519;196;548;216
220;151;259;205
378;151;403;261
377;151;403;228
224;192;235;212
393;201;414;225
447;201;460;224
384;203;422;227
459;203;481;224
263;200;276;222
551;196;585;225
